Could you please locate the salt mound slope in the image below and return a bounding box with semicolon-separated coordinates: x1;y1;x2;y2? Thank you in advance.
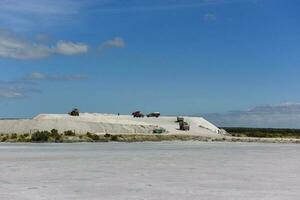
0;119;156;135
0;113;220;136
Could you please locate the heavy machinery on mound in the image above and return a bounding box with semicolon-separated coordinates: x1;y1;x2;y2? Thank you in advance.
176;116;190;131
68;108;79;116
176;116;184;122
179;121;190;131
132;111;144;118
147;112;160;118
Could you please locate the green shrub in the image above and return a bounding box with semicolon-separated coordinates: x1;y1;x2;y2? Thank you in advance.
17;134;27;142
222;127;300;138
51;129;58;134
1;136;8;142
86;132;92;137
48;129;61;142
31;131;51;142
111;135;119;141
10;133;17;139
86;132;100;141
64;130;75;136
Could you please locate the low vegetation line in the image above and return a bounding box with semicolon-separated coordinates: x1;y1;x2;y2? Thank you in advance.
0;130;213;143
222;127;300;139
1;129;300;143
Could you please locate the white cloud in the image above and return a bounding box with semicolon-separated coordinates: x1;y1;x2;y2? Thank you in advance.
26;72;47;80
0;30;88;59
204;13;217;21
0;71;88;99
0;30;127;60
0;83;38;99
25;72;88;81
55;41;88;55
82;0;229;12
0;0;80;31
0;31;51;59
0;0;79;15
99;37;125;50
0;0;230;31
0;86;24;98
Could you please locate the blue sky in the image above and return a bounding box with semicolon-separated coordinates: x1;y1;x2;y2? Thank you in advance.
0;0;299;118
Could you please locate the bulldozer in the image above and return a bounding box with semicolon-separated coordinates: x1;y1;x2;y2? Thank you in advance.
68;108;79;116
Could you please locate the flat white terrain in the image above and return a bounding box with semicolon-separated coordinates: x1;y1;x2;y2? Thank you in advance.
1;142;299;200
0;113;220;136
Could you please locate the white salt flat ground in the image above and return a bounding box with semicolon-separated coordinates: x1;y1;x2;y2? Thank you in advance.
0;113;220;136
1;142;300;200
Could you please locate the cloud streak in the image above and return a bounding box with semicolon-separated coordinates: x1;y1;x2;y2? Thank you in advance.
0;0;79;15
0;30;128;60
0;72;88;99
25;72;88;81
204;13;217;21
0;30;88;59
86;0;230;12
56;41;89;55
0;86;24;98
204;103;300;128
99;37;125;51
0;81;39;99
0;0;232;31
0;30;51;59
0;0;80;31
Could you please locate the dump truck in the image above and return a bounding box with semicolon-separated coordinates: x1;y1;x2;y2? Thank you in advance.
132;111;144;118
68;108;79;116
147;112;160;118
179;121;190;131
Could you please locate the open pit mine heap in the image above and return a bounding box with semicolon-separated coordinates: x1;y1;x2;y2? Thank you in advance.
0;113;223;136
